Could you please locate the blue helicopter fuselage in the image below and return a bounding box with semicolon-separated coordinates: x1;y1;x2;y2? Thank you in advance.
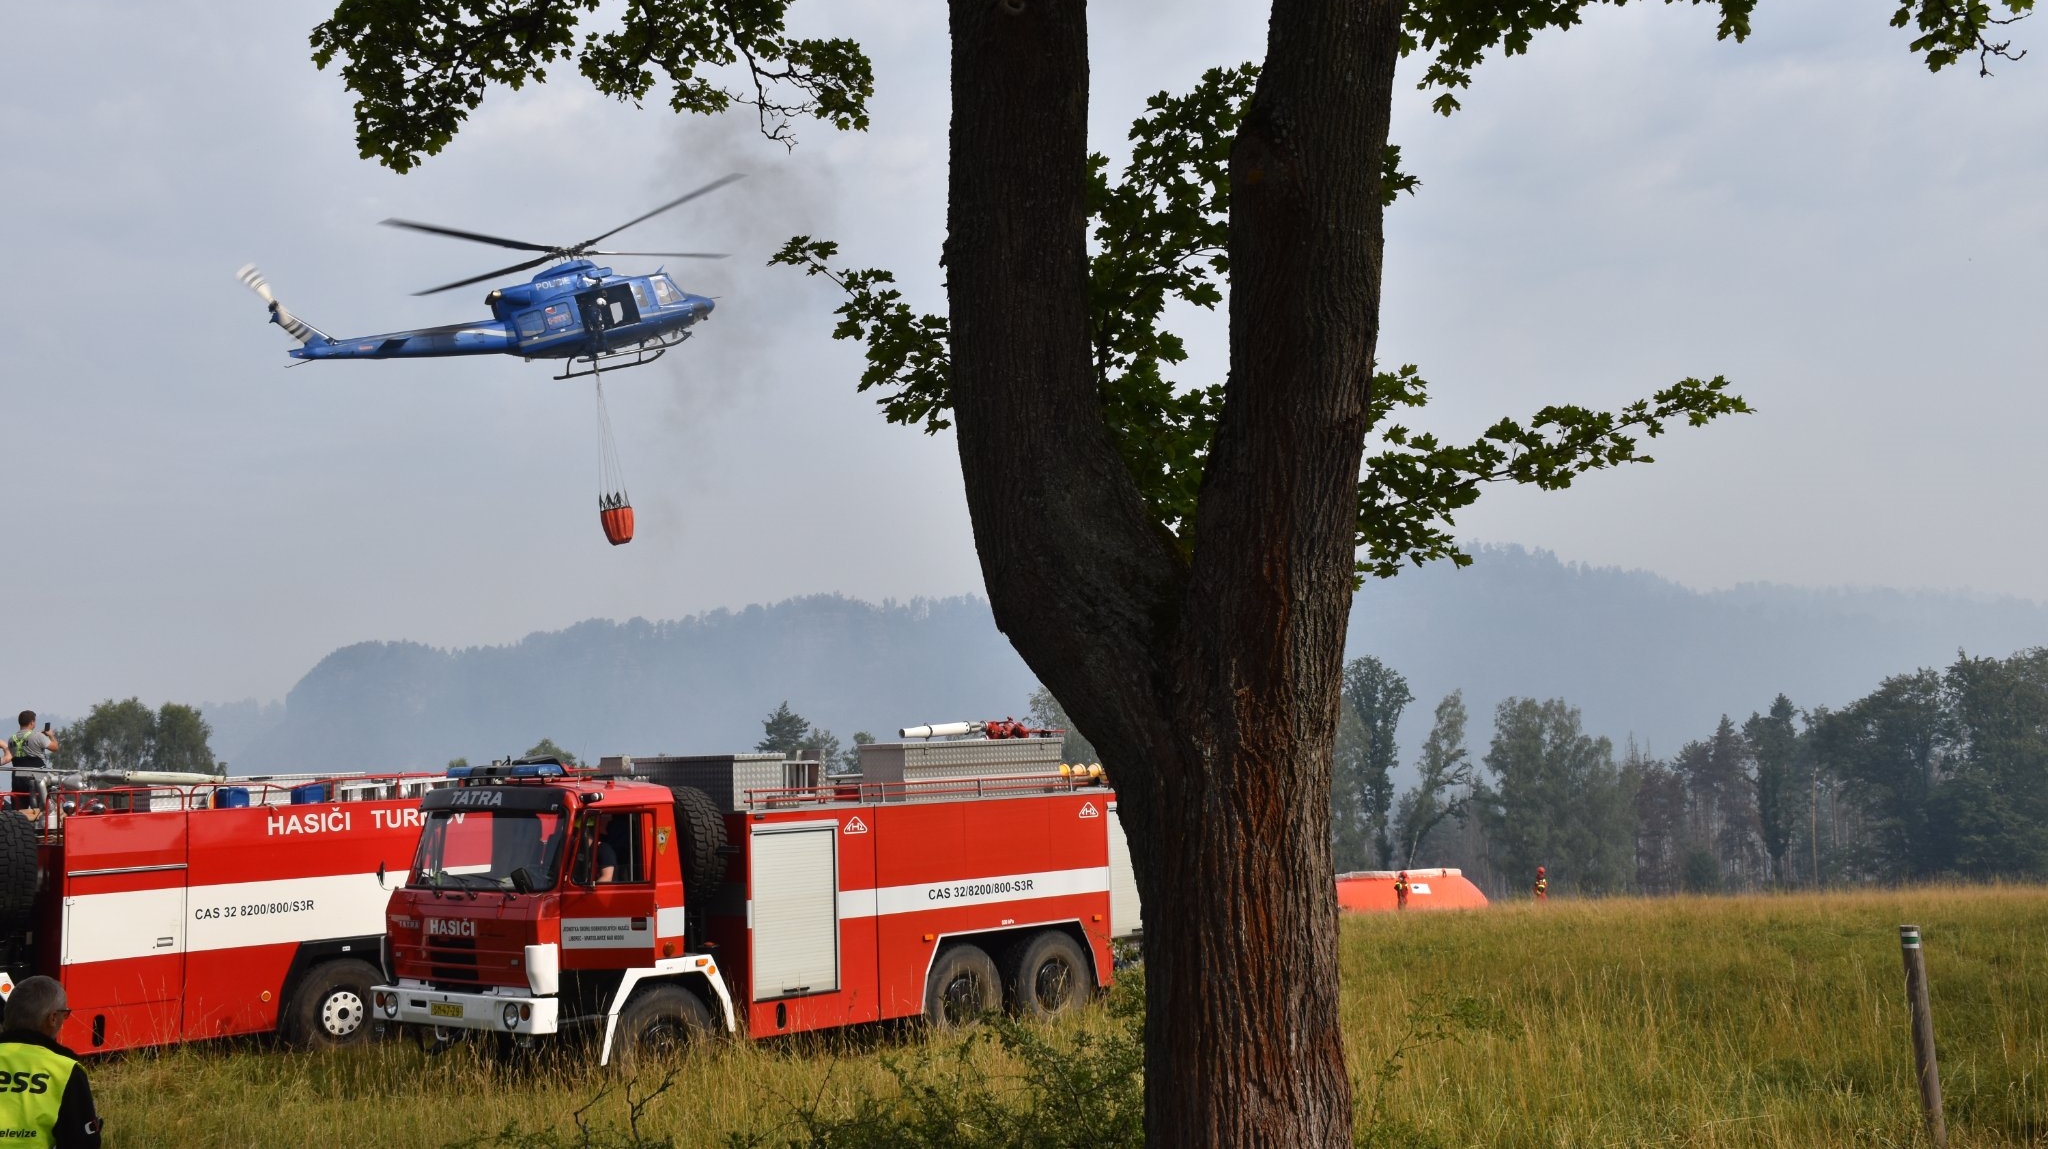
285;260;713;362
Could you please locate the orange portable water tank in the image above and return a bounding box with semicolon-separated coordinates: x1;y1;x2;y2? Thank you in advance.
599;502;635;546
1335;868;1489;913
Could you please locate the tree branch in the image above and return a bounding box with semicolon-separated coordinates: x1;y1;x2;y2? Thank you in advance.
312;0;872;172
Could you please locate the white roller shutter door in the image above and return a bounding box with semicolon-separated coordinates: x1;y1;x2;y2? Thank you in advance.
1106;803;1142;940
750;823;840;999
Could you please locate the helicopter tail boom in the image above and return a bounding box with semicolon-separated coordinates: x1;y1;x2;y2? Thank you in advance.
288;320;516;360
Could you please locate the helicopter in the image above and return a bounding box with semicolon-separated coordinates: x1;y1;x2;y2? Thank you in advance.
237;174;739;381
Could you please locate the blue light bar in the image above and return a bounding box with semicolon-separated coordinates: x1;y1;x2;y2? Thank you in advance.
448;761;566;780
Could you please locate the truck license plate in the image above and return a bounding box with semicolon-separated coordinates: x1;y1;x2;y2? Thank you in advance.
429;1002;463;1019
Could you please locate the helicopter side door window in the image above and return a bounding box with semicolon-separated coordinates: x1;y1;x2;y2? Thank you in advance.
576;288;641;334
516;310;546;342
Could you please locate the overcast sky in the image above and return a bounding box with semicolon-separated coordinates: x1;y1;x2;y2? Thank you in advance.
2;1;2042;718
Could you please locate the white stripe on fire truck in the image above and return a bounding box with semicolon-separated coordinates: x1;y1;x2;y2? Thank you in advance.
61;870;406;967
834;865;1111;921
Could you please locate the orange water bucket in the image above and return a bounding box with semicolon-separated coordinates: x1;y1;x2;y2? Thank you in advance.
1335;868;1489;913
599;503;635;546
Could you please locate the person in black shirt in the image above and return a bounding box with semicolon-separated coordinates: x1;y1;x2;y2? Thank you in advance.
571;814;619;884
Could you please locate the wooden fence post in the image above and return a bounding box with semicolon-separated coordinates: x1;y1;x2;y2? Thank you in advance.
1898;925;1948;1149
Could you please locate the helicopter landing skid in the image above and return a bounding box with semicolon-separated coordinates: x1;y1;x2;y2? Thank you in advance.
551;328;693;380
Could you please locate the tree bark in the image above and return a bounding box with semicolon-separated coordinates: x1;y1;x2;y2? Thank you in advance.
946;0;1404;1144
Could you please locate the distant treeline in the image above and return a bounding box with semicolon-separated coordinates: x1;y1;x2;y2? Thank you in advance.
1328;648;2048;896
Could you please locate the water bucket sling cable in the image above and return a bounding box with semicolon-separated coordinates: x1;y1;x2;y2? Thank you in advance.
594;369;634;545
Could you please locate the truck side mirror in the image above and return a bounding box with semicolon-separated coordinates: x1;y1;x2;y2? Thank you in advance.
377;860;387;889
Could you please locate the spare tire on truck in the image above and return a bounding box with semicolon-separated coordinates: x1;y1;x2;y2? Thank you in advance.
671;786;728;906
0;812;41;940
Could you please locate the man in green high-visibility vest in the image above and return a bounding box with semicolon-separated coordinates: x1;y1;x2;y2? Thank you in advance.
0;977;102;1148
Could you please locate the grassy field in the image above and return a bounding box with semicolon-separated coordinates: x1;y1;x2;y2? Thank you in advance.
93;885;2048;1147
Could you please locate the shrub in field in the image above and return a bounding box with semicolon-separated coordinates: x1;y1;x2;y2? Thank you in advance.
444;1068;682;1149
737;971;1146;1149
1353;993;1510;1149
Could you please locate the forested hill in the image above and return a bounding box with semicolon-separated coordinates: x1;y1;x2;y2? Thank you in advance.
1353;545;2048;763
229;597;1039;774
220;547;2048;775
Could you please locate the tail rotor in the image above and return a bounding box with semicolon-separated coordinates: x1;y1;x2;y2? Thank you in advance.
236;264;330;346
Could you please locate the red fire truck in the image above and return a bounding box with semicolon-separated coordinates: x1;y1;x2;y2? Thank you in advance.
0;770;453;1053
373;738;1134;1064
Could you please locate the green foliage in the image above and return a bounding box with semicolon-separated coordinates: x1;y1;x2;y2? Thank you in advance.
1402;0;1762;116
754;702;842;767
61;697;218;775
1812;648;2048;881
772;67;1749;577
310;0;874;172
1358;371;1750;579
523;738;581;767
1028;687;1098;766
744;988;1146;1149
1810;668;1951;878
1744;694;1803;883
1889;0;2037;74
1475;697;1636;893
1333;657;1413;870
755;702;813;757
152;704;218;775
1680;846;1722;892
771;64;1420;547
844;732;874;775
1391;691;1472;867
1402;0;2030;119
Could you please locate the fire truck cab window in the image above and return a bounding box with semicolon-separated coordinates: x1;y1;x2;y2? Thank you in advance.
411;808;570;893
571;812;649;885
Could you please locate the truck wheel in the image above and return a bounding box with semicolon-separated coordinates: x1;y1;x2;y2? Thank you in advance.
0;812;39;939
672;787;728;904
1007;931;1092;1020
611;984;713;1073
924;943;1000;1030
283;959;380;1049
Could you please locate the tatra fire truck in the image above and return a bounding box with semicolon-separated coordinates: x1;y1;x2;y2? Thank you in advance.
0;770;454;1053
374;733;1140;1064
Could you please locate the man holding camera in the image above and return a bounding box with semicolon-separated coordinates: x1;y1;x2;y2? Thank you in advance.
7;713;58;810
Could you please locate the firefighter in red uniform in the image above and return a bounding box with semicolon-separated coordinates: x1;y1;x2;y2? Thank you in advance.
1533;865;1549;902
0;976;103;1148
1393;871;1410;910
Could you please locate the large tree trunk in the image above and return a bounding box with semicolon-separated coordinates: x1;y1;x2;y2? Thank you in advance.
946;1;1404;1145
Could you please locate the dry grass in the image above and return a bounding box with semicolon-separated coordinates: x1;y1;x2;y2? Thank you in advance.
1343;884;2048;1147
92;885;2048;1147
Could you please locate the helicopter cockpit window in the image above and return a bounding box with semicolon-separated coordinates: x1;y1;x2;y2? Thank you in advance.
651;277;682;307
630;282;652;312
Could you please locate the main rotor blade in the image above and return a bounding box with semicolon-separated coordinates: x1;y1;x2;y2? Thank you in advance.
382;218;556;253
585;250;729;259
413;254;555;296
580;174;744;249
